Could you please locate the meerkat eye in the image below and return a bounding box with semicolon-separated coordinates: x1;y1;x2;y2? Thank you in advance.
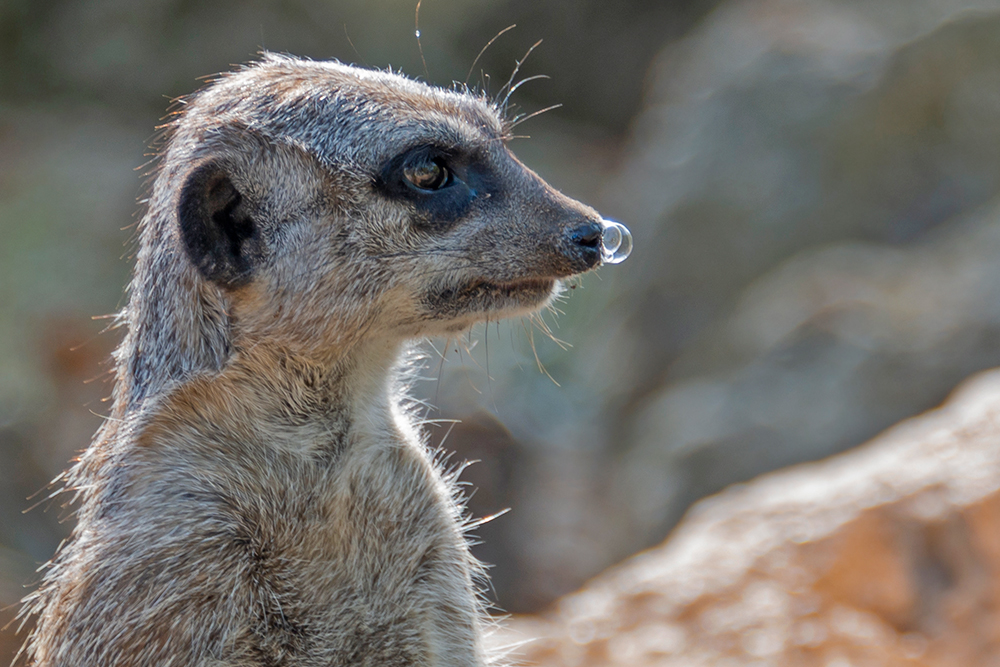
376;146;476;229
403;157;452;191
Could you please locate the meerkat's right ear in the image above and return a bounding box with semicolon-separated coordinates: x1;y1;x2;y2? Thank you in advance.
177;160;264;288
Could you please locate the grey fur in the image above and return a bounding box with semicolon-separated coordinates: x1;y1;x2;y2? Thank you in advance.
19;54;608;666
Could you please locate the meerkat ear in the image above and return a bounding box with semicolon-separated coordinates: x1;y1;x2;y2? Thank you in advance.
177;160;264;288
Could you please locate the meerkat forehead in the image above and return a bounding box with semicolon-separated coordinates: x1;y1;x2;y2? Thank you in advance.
176;54;506;173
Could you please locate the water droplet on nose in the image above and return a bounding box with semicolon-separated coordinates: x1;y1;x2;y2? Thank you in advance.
599;219;632;264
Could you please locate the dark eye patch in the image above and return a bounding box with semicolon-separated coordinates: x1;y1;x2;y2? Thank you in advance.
375;144;483;232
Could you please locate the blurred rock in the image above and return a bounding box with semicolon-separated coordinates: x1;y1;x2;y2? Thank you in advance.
621;197;1000;545
472;0;1000;594
499;367;1000;666
603;0;1000;403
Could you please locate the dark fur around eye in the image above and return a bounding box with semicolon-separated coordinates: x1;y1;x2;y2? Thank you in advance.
375;145;479;232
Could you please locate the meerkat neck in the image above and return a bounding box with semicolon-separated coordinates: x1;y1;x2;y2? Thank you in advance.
125;325;410;465
222;337;409;449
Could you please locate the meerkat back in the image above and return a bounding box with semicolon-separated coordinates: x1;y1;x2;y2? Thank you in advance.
20;55;630;667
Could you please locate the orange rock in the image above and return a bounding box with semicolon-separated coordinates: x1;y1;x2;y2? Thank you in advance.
498;369;1000;666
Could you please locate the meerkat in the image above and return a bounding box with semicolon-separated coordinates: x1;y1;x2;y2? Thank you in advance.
19;53;630;667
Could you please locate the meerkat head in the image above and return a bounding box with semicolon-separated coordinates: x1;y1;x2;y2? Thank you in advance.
158;54;626;360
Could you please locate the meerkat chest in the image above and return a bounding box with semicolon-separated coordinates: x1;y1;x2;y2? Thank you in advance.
217;434;479;664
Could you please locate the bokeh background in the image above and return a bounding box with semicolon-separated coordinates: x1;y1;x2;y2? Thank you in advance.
5;0;1000;658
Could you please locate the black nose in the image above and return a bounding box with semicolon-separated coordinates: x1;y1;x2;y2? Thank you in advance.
569;220;603;249
560;219;604;272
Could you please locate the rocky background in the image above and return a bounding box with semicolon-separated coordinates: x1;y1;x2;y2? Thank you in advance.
5;0;1000;662
500;368;1000;666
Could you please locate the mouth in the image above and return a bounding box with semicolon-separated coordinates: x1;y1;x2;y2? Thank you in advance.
423;276;558;320
472;277;556;299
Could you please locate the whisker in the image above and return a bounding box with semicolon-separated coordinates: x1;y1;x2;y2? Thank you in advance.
530;310;570;349
484;316;498;413
343;24;368;67
506;74;550;98
497;39;543;115
509;103;563;130
455;337;483;395
415;0;429;79
465;24;517;88
523;319;560;386
432;337;449;407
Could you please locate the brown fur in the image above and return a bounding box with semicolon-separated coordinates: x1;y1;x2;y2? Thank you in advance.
19;54;611;666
